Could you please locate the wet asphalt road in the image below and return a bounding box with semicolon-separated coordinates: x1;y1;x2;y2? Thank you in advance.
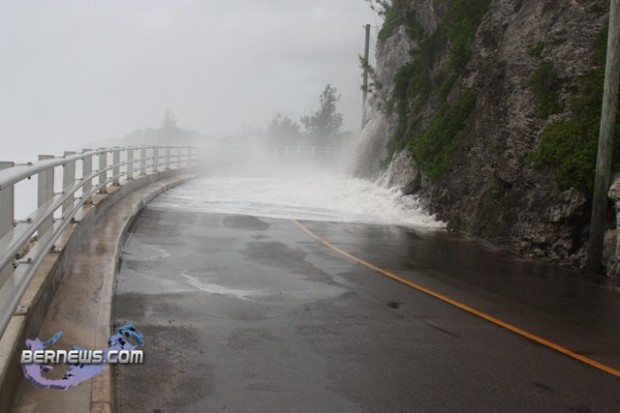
113;207;620;413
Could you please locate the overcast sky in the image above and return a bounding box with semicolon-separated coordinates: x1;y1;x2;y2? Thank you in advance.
0;0;380;162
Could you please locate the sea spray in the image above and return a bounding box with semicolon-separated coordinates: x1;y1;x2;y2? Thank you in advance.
150;175;445;230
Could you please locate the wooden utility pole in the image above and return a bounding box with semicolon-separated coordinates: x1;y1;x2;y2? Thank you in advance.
362;24;371;128
586;0;620;274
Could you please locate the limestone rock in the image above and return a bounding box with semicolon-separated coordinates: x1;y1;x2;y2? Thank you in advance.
358;0;610;271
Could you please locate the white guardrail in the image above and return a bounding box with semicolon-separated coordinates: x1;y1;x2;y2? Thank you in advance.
0;146;198;337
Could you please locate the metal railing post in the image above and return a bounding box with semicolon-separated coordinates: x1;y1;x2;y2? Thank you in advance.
0;161;14;290
37;155;55;236
0;145;200;342
140;147;146;176
112;148;120;185
153;147;159;173
0;162;15;240
127;148;134;180
82;150;92;204
99;150;108;193
62;151;76;219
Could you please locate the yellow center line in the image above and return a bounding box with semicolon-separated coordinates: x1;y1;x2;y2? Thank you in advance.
292;219;620;378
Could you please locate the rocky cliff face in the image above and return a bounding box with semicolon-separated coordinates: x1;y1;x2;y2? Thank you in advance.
358;0;613;269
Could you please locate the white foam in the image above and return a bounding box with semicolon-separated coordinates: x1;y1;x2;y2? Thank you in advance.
151;176;445;230
142;245;171;260
180;271;261;299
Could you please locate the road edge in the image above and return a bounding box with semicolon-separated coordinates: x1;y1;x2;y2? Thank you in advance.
0;168;199;413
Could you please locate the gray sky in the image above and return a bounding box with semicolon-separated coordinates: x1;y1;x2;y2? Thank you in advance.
0;0;379;162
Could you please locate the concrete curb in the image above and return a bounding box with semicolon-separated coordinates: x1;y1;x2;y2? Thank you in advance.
0;168;199;413
91;174;198;413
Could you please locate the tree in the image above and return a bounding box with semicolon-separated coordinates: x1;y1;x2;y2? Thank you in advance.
268;113;301;145
162;109;178;130
301;84;343;142
159;109;180;142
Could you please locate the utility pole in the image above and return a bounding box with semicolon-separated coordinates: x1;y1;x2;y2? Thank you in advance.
362;23;371;128
586;0;620;274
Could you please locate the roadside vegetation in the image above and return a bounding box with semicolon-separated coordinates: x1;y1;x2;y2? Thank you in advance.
368;0;489;178
529;25;620;193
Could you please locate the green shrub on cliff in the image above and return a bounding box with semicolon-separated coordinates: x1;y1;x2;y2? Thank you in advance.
530;25;620;193
530;119;597;191
528;60;563;118
446;0;491;71
380;0;490;173
410;89;477;178
529;42;545;59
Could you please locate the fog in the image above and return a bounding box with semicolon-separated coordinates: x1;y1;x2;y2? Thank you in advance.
0;0;379;163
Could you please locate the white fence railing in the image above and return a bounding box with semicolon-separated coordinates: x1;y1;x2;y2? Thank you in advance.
0;146;198;337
